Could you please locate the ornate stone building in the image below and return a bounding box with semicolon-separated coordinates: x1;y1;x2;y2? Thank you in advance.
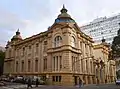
93;39;116;84
4;5;116;85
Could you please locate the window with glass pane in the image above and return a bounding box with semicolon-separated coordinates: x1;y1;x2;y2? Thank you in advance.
71;36;76;47
54;36;62;47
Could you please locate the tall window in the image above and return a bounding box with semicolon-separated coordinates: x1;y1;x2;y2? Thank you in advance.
16;61;18;72
56;56;58;70
36;43;39;54
28;60;30;72
53;57;55;71
53;56;62;71
81;59;83;72
43;58;47;71
89;46;92;56
23;48;25;56
85;44;87;52
35;59;38;72
21;61;24;72
71;36;76;47
90;61;92;73
72;56;74;71
54;36;62;47
9;49;11;58
80;41;82;50
16;49;18;57
44;41;47;52
28;45;31;55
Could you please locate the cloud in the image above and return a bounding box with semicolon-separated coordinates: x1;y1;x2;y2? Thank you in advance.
0;8;26;31
0;7;27;46
1;0;120;46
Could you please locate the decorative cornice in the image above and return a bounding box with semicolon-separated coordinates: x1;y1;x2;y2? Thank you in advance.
15;31;48;46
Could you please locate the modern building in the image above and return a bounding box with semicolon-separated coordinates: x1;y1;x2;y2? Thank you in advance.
3;5;115;85
80;14;120;44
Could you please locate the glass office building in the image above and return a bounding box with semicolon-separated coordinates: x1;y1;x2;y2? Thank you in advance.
80;14;120;44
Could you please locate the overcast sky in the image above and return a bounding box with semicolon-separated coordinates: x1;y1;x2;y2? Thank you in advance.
1;0;120;46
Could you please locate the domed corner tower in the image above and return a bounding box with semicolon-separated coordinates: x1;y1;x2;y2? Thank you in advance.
11;29;23;43
48;5;80;48
47;5;83;86
48;5;76;31
4;29;23;75
55;4;76;24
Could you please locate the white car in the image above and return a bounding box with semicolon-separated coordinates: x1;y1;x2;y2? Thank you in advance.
116;79;120;85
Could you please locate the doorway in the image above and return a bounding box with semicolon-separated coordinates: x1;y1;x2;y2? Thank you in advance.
74;76;78;85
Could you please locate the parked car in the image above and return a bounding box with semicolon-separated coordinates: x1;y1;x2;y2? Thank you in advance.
39;79;45;85
12;77;25;83
116;79;120;85
31;78;45;85
0;81;6;86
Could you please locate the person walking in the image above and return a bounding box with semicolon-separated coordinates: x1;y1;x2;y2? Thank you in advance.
27;78;32;89
35;78;39;87
78;77;82;88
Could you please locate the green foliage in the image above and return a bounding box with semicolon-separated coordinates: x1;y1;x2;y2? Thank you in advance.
0;50;5;75
0;50;5;60
111;34;120;59
116;70;120;79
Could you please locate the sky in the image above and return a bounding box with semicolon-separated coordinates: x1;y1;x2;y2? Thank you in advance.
1;0;120;47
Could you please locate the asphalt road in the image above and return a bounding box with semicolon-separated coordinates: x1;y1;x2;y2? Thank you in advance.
1;83;120;89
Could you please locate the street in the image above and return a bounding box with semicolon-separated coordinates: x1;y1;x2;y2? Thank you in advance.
1;83;120;89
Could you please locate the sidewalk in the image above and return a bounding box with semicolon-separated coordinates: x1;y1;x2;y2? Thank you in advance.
83;82;115;87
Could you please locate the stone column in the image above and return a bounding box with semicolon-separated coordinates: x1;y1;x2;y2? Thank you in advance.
55;56;57;71
83;43;85;57
79;55;81;73
58;56;60;71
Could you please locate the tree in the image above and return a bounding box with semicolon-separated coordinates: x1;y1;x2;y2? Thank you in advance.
111;28;120;79
111;29;120;59
0;50;5;76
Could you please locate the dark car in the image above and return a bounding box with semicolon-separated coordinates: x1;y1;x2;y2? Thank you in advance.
12;77;26;84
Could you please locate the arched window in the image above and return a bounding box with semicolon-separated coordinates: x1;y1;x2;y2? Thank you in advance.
71;36;76;47
54;36;62;47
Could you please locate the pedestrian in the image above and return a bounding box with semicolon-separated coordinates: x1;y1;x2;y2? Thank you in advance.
78;78;82;88
105;79;107;83
35;78;39;87
27;78;32;89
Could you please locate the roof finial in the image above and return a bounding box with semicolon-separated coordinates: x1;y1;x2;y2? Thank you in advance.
16;28;20;35
61;4;67;13
102;37;105;43
63;4;65;9
17;28;19;32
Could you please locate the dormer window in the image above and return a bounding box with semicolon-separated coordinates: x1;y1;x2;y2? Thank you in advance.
54;36;62;47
